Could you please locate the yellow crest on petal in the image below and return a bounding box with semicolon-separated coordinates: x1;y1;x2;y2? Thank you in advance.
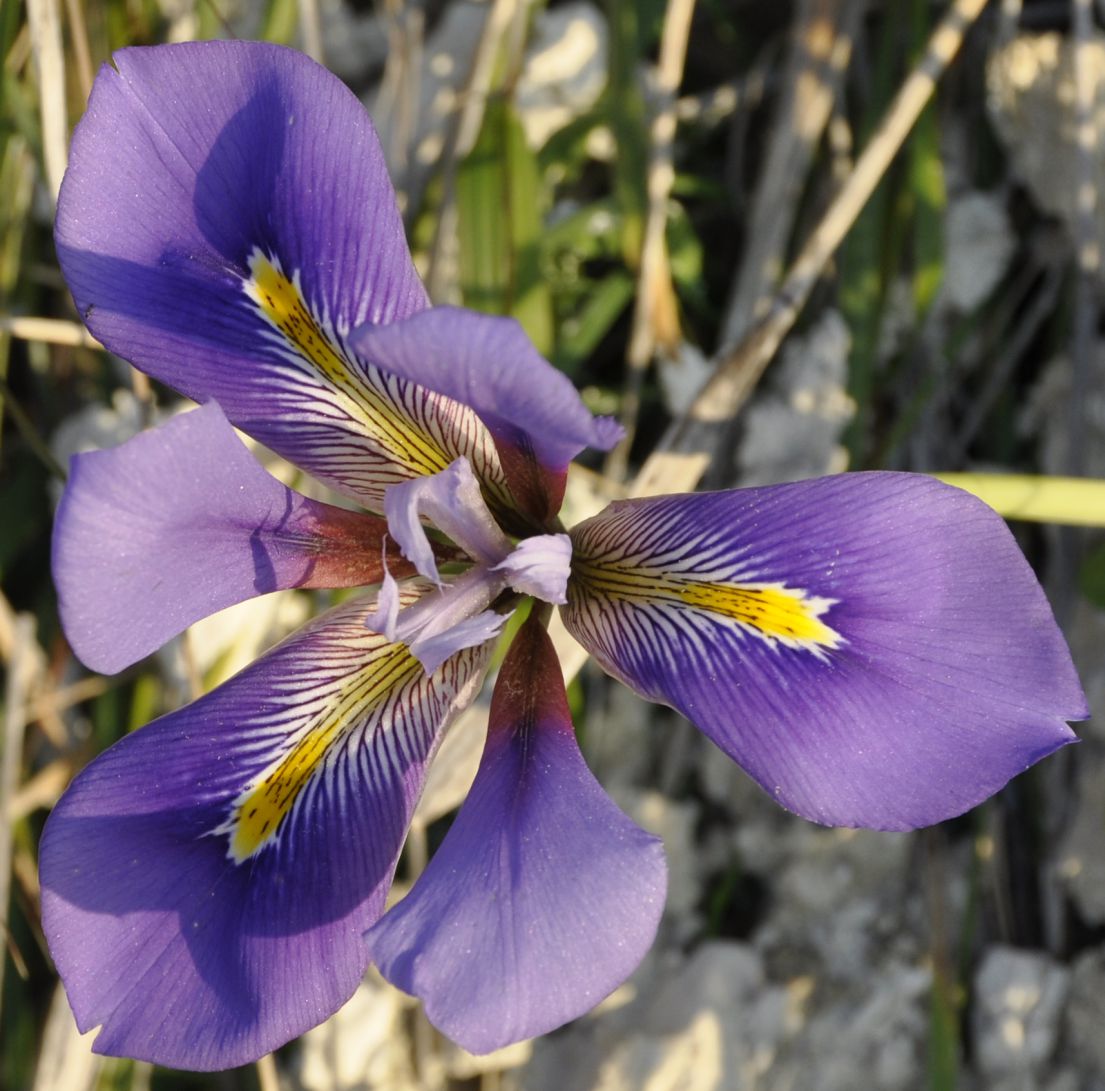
571;555;842;656
678;581;841;650
245;250;457;479
226;643;422;862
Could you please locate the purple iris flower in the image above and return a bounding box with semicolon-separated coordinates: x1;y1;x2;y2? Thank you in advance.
41;40;1086;1072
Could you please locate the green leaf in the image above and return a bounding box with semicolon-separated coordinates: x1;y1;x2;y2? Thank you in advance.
537;104;608;178
605;0;649;267
457;97;554;354
908;0;945;316
1080;541;1105;608
556;271;635;372
839;15;902;465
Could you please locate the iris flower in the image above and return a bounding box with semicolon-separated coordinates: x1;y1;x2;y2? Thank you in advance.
41;40;1086;1072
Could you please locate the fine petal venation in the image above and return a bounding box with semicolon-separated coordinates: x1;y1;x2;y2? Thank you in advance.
56;40;506;511
353;307;623;516
366;615;667;1053
39;591;490;1070
563;473;1087;830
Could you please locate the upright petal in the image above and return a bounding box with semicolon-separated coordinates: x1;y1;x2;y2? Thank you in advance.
53;402;411;675
55;41;506;510
384;457;511;583
367;615;667;1053
354;308;623;519
562;474;1086;831
39;591;490;1071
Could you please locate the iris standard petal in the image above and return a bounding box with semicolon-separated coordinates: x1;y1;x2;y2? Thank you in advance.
39;592;490;1071
353;308;623;519
562;474;1086;831
55;40;506;511
53;401;410;675
366;615;667;1054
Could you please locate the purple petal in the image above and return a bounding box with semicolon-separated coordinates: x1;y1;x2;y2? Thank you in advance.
562;473;1087;831
56;41;507;512
353;308;623;517
52;402;409;675
39;592;490;1071
366;615;667;1053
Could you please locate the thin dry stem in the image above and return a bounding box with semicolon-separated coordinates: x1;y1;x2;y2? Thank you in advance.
1069;0;1098;479
633;0;992;497
8;759;72;822
721;0;859;346
376;0;424;203
297;0;324;64
0;315;101;349
255;1054;280;1091
0;610;38;1018
31;984;102;1091
26;0;68;204
27;675;113;721
606;0;697;482
62;0;94;100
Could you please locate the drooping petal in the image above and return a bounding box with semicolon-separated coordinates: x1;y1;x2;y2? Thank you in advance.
55;40;507;511
562;474;1087;831
354;308;623;519
53;402;410;675
39;591;490;1071
367;614;667;1053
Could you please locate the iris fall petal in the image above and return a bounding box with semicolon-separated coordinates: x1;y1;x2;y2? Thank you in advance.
52;402;408;675
562;473;1086;830
367;615;667;1053
39;592;490;1070
55;40;506;511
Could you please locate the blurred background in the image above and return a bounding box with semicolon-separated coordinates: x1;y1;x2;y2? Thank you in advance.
3;0;1105;1087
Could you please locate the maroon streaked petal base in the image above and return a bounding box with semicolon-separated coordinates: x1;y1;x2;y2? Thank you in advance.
366;615;667;1053
52;402;410;675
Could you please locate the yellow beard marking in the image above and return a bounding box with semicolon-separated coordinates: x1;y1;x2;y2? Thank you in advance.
678;581;840;649
227;644;421;862
571;557;842;653
243;250;451;478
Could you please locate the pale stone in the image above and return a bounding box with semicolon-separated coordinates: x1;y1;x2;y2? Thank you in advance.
516;3;608;148
297;972;417;1091
1057;756;1105;924
988;32;1105;282
973;947;1070;1078
942;191;1015;313
1063;948;1105;1077
735;309;854;487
